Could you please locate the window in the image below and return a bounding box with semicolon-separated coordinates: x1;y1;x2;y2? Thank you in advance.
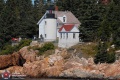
57;23;59;26
63;17;66;22
73;33;75;39
61;33;62;38
45;34;47;38
63;33;65;39
45;21;47;25
66;33;68;39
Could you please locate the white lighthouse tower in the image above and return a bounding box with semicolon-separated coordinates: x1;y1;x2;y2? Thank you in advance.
44;5;57;42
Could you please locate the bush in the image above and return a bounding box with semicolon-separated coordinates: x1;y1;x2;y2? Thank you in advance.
0;45;15;55
0;39;32;55
94;51;108;64
38;42;54;55
18;39;32;49
94;42;116;64
107;53;116;63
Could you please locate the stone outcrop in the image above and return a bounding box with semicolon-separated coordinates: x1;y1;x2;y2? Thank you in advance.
59;56;120;79
0;48;120;79
23;53;64;77
19;46;42;62
0;52;25;69
30;41;43;47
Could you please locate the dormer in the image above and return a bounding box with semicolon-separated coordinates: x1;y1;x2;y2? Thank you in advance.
63;15;67;23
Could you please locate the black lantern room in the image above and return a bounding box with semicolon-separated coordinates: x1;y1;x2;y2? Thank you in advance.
46;5;55;18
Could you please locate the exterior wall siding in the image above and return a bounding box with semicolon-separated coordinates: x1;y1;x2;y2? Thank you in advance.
44;18;57;41
58;32;79;48
39;20;45;38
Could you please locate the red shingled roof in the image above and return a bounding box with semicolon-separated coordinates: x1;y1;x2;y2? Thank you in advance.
59;24;74;32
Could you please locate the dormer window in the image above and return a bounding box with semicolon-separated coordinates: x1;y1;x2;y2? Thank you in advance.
63;17;66;22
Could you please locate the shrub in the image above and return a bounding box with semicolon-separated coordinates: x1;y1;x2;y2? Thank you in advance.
107;53;116;63
38;42;54;55
18;39;32;49
0;39;32;55
0;45;16;55
94;42;116;64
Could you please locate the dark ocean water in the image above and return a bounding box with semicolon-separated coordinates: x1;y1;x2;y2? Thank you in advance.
0;77;117;80
23;77;116;80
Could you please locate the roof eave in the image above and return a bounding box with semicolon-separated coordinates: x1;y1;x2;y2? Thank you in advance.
37;12;47;25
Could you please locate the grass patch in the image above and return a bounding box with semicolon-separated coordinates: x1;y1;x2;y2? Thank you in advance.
70;42;98;57
42;50;55;57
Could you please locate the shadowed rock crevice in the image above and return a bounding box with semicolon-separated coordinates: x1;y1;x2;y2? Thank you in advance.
18;53;26;66
0;52;26;69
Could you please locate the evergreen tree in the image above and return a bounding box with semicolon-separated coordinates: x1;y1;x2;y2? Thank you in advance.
94;42;108;64
1;0;36;38
12;0;35;38
0;0;4;14
57;0;105;42
33;0;48;36
110;1;120;48
94;41;116;64
99;0;120;47
79;0;108;42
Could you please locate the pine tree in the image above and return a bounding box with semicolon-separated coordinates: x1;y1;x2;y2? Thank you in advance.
94;41;116;64
94;42;109;64
110;0;120;48
99;0;120;47
0;0;4;14
0;0;4;50
77;0;103;42
33;0;48;36
57;0;105;42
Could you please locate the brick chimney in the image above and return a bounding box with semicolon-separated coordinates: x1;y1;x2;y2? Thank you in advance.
55;6;58;11
101;0;110;5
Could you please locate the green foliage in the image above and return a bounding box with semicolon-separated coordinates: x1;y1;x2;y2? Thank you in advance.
0;39;31;55
38;42;54;55
18;39;32;49
28;42;54;56
0;45;16;55
29;42;54;55
57;0;103;42
94;42;116;64
113;27;120;49
107;52;116;63
57;0;120;45
0;0;44;49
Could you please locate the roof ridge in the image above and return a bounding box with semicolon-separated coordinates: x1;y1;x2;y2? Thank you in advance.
55;11;71;12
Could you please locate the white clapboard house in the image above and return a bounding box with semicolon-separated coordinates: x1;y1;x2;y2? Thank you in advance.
37;5;81;48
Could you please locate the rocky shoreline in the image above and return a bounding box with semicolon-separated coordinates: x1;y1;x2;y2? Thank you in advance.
0;46;120;79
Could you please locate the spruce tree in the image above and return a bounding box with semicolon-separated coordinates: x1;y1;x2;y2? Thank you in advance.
0;0;4;50
94;42;108;64
0;0;4;14
57;0;104;42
